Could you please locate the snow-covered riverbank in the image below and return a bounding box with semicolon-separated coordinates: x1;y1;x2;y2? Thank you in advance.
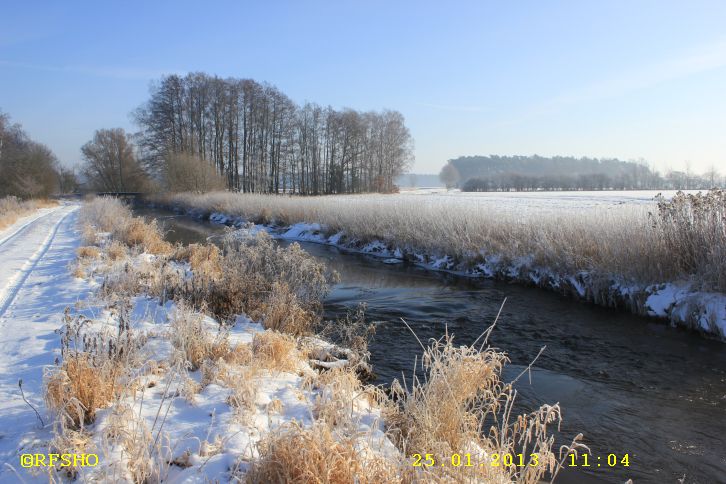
0;203;394;482
1;198;573;483
152;201;726;342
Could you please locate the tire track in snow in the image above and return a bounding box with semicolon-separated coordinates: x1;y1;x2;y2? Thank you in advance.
0;208;75;319
0;208;58;249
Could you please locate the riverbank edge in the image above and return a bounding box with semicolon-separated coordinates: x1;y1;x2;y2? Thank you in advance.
143;200;726;342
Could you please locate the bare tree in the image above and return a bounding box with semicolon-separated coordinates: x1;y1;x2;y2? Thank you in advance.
0;111;59;198
81;128;148;192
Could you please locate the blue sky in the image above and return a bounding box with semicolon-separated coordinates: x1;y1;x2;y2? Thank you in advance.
2;0;726;173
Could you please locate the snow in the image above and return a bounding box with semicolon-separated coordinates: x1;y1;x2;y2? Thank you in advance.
0;203;397;482
397;188;703;209
64;295;388;482
0;203;95;476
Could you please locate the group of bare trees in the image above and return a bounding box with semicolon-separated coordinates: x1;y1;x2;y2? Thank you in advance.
0;111;74;198
134;73;414;194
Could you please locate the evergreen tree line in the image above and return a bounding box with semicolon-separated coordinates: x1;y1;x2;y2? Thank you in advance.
134;73;414;194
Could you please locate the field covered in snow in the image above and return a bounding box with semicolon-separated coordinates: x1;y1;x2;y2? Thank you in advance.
397;188;699;208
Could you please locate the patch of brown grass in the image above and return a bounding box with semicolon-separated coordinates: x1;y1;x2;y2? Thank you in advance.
80;197;172;255
48;427;91;479
251;330;300;372
102;401;169;482
76;246;101;259
224;366;260;417
383;335;562;483
71;264;86;279
173;243;222;278
81;223;98;245
313;367;368;428
172;232;331;323
222;342;254;366
106;240;128;261
245;422;401;484
0;196;55;231
122;218;173;255
169;304;231;370
44;353;120;428
262;282;316;336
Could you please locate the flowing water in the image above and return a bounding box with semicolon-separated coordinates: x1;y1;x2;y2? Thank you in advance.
136;207;726;484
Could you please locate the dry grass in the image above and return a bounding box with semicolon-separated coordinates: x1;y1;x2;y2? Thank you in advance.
0;196;56;231
169;303;231;370
106;240;128;261
101;398;173;482
224;366;260;417
47;427;91;479
383;335;562;483
245;422;401;484
654;190;726;290
313;367;366;428
80;198;332;332
173;243;222;277
168;305;303;375
123;217;173;255
155;189;726;291
76;246;101;259
45;306;140;429
163;231;331;325
80;197;172;255
45;353;120;428
262;282;317;336
251;330;300;372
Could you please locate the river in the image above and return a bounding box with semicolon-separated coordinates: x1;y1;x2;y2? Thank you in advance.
135;207;726;484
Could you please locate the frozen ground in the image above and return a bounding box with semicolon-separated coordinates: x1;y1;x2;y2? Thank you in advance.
0;203;95;476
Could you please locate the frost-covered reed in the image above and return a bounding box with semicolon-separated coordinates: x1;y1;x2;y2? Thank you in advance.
155;190;726;291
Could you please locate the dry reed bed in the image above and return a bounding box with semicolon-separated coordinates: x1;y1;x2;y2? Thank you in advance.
40;196;581;482
0;195;57;231
154;190;726;292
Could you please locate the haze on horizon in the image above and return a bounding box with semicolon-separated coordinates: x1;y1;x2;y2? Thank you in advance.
2;0;726;175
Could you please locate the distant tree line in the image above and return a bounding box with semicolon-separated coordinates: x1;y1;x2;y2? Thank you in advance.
440;155;724;191
133;73;414;194
0;110;78;198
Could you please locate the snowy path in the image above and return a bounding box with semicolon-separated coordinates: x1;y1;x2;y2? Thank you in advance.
0;203;93;473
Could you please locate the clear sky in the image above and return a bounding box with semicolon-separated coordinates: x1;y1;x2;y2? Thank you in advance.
2;0;726;174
